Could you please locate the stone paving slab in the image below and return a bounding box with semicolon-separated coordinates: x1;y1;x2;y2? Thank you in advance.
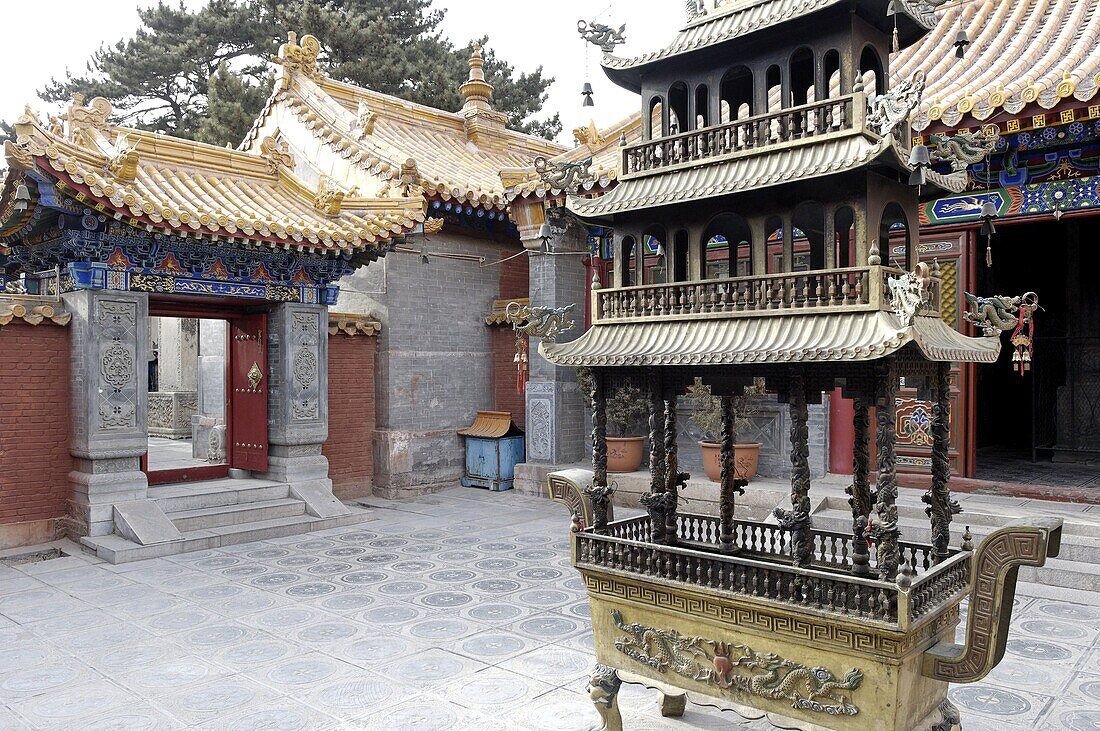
0;486;1097;729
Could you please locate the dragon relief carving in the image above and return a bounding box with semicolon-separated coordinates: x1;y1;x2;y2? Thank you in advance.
887;263;932;325
534;155;595;195
867;71;926;138
963;291;1039;337
577;20;627;53
505;301;575;341
929;127;999;172
611;610;864;716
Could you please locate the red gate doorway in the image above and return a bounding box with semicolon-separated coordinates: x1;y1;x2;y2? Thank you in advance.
143;299;269;485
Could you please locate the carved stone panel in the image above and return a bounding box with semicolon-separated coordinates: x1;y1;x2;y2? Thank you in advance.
528;398;553;462
267;303;328;447
96;300;139;431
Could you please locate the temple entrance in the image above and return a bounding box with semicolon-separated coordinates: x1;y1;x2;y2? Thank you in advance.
142;300;269;485
973;218;1099;487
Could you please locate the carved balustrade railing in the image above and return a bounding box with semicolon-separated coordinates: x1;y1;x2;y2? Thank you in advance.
623;94;860;177
593;266;942;324
577;518;971;629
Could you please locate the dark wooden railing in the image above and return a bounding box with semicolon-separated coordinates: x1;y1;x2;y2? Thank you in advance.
579;513;971;629
623;94;860;176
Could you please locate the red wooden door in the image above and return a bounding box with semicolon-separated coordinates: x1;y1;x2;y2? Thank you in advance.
229;313;268;473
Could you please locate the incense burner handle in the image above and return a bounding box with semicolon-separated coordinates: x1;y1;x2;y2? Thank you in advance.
547;468;614;530
921;517;1063;684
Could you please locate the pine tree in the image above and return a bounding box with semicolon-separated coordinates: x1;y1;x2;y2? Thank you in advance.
39;0;561;145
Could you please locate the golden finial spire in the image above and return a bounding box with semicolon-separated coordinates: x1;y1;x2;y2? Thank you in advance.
459;42;495;113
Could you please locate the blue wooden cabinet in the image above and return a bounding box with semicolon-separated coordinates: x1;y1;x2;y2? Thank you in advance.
457;411;525;492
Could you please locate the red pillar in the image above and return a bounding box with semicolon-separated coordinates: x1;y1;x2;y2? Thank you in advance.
828;387;855;475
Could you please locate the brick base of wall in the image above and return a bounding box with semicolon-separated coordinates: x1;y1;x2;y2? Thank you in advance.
323;334;377;501
0;322;73;547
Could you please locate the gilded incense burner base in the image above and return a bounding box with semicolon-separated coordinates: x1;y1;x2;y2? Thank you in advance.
584;576;957;731
550;470;1061;731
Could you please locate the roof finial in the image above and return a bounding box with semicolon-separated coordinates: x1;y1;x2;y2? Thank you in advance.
460;42;495;112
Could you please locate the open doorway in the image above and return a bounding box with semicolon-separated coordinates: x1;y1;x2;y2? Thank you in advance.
146;316;230;482
973;218;1099;488
143;303;270;485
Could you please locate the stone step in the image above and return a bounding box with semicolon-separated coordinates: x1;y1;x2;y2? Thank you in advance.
1019;557;1100;593
80;508;372;564
167;498;306;532
148;478;290;513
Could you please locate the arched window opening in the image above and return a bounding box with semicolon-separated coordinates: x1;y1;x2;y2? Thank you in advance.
860;46;885;96
695;84;709;129
766;65;783;113
648;97;664;139
673;230;689;282
834;206;855;268
789;47;815;106
720;65;754;123
642;225;668;284
702;214;753;281
879;203;910;269
793;201;827;270
764;216;784;273
668;83;690;134
823;49;842;99
621;236;637;287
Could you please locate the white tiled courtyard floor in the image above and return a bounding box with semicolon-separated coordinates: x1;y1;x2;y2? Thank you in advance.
0;488;1097;730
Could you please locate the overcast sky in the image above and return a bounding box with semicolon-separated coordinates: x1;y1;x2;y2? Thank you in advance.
0;0;682;144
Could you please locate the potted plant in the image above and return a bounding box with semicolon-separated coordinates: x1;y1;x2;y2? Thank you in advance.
577;368;649;472
683;377;763;482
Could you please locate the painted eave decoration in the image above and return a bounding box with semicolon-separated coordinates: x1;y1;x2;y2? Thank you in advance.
0;99;425;253
241;34;568;214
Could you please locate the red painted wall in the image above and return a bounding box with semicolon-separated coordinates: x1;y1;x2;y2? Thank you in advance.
323;334;377;500
0;322;73;544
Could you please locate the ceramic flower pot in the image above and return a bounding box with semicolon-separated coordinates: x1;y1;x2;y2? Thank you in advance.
699;441;761;482
607;436;645;473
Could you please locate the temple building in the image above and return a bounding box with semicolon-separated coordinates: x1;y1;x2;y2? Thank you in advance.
514;0;1100;495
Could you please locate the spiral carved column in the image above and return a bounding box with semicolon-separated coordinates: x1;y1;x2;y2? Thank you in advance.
663;394;679;546
718;395;742;554
848;397;873;525
873;358;901;581
643;369;667;543
775;367;813;568
586;368;612;534
926;362;959;564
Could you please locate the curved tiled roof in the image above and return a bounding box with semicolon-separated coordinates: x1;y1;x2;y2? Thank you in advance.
2;104;424;252
242;36;568;210
896;0;1100;131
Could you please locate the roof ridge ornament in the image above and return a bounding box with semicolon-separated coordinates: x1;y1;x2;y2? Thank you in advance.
573;120;606;147
459;43;508;141
353;101;377;138
259;134;295;173
534;155;596;195
378;158;424;199
928;125;999;172
276;32;323;83
105;131;139;183
63;94;113;145
887;263;932;326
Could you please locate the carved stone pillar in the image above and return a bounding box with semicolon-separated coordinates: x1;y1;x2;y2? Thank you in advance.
925;362;958;564
873;358;902;580
65;289;149;537
262;303;335;500
663;394;679;545
775;367;813;568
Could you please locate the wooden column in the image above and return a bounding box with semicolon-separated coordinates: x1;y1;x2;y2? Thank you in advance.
776;367;813;568
719;395;744;554
662;393;679;546
873;358;901;580
641;369;667;544
926;362;958;563
586;368;612;534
